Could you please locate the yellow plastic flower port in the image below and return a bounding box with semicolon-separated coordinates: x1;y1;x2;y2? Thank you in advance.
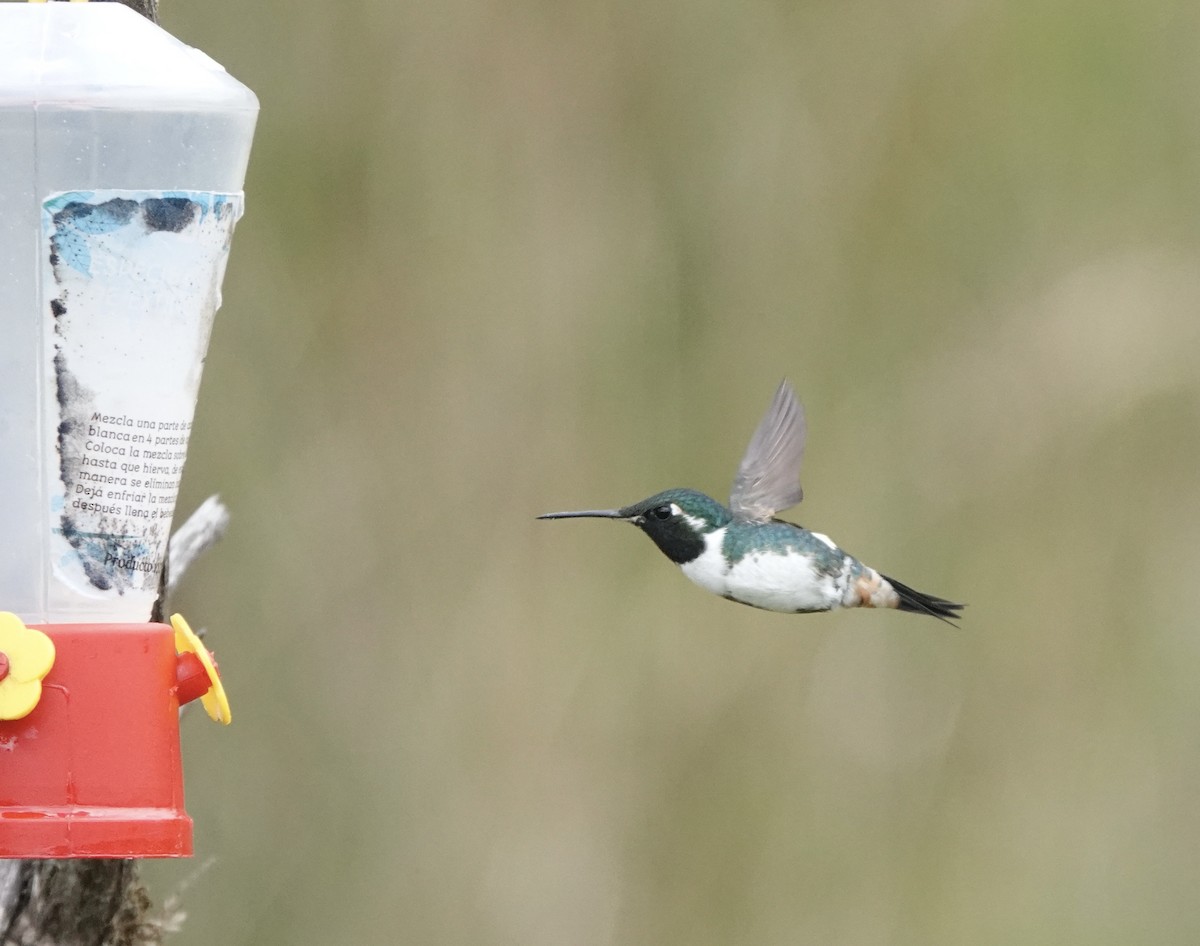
171;613;231;725
0;612;56;720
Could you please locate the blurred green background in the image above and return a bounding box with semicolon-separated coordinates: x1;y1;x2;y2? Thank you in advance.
136;0;1200;942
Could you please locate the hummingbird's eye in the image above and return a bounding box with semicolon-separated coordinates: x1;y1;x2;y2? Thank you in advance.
651;505;673;521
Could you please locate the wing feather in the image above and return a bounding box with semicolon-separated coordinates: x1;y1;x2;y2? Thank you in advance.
728;380;807;521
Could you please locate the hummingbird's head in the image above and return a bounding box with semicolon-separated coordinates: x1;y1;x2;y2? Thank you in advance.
539;488;731;564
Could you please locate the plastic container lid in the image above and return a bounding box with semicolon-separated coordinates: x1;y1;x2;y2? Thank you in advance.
0;3;259;110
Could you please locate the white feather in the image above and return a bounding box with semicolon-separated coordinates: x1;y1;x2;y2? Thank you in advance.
679;528;852;613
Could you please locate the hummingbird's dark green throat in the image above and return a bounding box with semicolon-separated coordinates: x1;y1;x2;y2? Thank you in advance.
539;381;963;624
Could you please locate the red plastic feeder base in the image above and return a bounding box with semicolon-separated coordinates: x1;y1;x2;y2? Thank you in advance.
0;808;191;859
0;623;195;858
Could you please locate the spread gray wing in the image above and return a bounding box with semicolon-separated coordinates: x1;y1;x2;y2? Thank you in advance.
728;380;807;522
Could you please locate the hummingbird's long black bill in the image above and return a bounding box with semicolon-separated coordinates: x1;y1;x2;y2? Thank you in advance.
537;509;626;520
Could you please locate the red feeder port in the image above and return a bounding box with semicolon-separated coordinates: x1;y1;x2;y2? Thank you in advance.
0;619;226;858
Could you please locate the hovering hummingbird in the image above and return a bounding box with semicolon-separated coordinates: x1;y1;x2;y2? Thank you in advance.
539;381;962;624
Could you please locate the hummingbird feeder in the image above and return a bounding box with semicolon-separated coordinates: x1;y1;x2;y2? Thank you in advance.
0;2;258;858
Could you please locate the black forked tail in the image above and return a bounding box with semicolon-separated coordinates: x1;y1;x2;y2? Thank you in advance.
882;575;964;626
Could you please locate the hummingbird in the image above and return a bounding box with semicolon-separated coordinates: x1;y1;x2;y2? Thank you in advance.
539;381;962;624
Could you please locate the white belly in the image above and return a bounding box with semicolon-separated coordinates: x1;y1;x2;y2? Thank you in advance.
679;529;848;613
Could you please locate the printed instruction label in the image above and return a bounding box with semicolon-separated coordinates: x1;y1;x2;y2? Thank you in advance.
44;190;243;596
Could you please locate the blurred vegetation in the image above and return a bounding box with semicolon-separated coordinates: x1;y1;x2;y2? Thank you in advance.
130;0;1200;942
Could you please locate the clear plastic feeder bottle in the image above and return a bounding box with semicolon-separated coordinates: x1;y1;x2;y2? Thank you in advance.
0;4;258;622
